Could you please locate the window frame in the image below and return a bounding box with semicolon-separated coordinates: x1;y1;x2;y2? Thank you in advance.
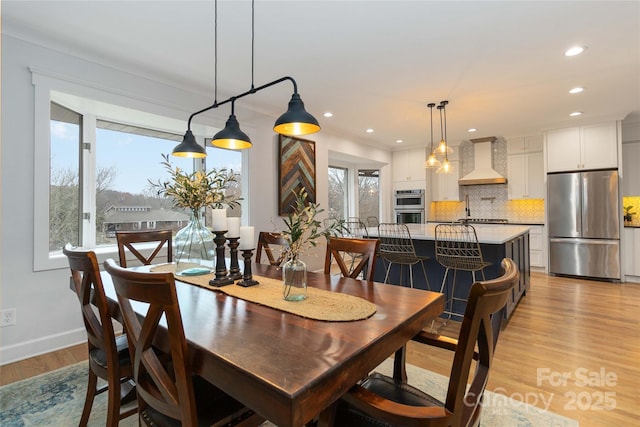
32;69;223;271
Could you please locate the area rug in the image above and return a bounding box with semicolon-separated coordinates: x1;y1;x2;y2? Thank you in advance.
0;360;578;426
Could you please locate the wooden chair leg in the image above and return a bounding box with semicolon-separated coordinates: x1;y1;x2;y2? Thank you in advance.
106;374;121;427
80;369;97;426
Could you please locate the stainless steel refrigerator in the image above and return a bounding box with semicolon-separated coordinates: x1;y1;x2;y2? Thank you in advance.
548;170;620;280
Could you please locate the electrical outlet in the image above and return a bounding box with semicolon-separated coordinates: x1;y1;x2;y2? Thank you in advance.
0;309;16;327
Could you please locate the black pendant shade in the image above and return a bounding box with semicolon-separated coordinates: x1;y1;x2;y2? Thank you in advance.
212;114;252;149
273;93;321;136
172;130;207;158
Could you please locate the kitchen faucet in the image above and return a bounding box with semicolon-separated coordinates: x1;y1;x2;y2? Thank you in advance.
465;194;471;218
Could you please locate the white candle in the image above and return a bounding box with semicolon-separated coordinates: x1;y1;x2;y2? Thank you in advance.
211;209;227;231
239;226;255;250
227;217;240;238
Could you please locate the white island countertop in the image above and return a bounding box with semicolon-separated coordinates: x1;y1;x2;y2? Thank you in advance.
367;223;532;245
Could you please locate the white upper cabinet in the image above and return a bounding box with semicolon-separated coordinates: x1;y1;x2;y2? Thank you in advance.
432;160;460;201
546;122;619;172
507;136;544;199
622;141;640;196
393;148;427;189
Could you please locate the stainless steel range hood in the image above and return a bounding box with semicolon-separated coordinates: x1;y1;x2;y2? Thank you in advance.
458;136;507;186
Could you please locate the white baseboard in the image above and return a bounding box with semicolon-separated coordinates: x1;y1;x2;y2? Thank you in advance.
0;327;87;366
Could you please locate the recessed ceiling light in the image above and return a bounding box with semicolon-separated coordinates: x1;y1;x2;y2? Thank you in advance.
323;112;333;118
569;111;583;117
467;128;477;133
569;87;584;94
396;139;403;144
565;46;586;57
366;128;374;133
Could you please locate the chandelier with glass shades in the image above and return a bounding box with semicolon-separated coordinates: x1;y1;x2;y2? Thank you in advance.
424;100;454;174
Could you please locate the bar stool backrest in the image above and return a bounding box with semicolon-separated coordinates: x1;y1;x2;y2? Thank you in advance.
377;223;418;257
435;223;487;271
345;220;369;239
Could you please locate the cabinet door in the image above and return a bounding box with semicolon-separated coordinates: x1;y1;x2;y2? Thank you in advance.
432;160;459;201
392;151;410;182
581;122;618;169
393;148;426;183
507;154;526;199
407;148;426;182
623;142;640;195
507;137;526;155
547;127;581;172
526;152;544;198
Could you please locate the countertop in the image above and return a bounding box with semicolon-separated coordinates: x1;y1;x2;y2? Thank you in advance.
368;223;532;245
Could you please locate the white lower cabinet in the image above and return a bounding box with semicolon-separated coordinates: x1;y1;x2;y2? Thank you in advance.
624;228;640;281
529;225;545;269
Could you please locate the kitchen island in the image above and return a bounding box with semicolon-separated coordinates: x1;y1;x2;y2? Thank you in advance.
369;223;531;320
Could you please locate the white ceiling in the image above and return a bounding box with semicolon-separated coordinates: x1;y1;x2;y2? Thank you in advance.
3;0;640;150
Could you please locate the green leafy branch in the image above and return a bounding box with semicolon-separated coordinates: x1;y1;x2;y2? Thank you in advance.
149;154;241;210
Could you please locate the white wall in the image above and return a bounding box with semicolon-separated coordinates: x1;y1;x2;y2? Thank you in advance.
0;35;391;363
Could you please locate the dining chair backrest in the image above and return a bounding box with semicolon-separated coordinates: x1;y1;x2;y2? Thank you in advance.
63;244;137;425
104;258;199;425
324;236;380;281
428;257;519;423
116;230;173;268
256;231;288;266
377;223;418;257
338;258;519;427
434;223;487;271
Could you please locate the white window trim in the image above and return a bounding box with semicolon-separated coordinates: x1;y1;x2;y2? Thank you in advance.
32;68;221;271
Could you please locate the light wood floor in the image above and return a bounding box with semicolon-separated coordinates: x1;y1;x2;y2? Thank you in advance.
409;272;640;427
1;272;639;426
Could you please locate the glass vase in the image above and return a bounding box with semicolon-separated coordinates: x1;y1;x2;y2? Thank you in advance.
174;209;215;275
282;257;307;301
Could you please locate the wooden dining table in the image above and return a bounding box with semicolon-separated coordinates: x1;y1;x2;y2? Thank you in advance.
100;263;444;427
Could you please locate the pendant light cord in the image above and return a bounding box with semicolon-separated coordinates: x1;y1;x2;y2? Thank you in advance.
442;100;449;161
214;0;218;105
250;0;255;92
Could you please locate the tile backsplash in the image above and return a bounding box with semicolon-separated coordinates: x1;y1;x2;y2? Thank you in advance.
623;196;640;226
430;138;545;224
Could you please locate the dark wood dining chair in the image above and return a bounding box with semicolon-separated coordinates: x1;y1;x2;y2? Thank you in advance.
116;230;173;268
324;236;380;281
103;259;264;427
326;258;519;427
63;244;137;427
255;231;288;266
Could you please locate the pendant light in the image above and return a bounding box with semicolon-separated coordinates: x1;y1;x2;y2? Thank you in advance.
434;100;454;157
212;99;252;149
172;0;320;156
424;102;441;168
212;0;251;149
172;129;207;158
435;102;452;174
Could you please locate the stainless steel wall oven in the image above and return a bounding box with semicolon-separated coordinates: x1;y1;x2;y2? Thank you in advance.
394;189;425;224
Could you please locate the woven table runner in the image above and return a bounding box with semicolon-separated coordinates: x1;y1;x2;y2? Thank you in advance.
150;264;376;322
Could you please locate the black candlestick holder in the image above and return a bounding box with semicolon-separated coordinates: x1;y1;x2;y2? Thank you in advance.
227;237;242;280
237;248;259;287
209;230;233;287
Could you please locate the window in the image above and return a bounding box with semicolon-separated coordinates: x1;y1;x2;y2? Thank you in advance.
328;166;348;220
49;102;81;250
94;122;193;247
358;169;380;222
35;79;242;270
